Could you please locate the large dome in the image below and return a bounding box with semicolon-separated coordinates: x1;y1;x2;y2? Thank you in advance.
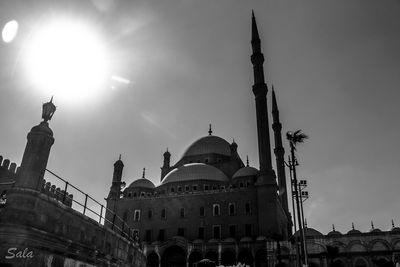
182;135;231;158
162;163;229;185
128;178;155;189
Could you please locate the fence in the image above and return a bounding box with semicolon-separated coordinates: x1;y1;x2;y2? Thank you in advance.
43;169;137;243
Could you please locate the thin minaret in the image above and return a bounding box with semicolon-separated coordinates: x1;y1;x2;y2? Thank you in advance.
272;86;290;219
251;11;274;180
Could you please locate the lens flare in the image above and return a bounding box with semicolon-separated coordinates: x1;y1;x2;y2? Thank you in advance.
2;20;19;43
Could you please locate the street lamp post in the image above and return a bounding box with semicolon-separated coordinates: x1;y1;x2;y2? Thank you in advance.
286;130;308;266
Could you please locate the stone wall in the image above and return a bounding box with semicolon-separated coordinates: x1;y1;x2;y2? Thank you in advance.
0;187;146;266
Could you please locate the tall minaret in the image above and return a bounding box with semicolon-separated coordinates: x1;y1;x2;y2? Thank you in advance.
272;86;291;234
251;11;274;182
251;12;288;239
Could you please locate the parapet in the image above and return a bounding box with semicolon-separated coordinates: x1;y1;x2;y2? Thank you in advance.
0;155;18;181
40;179;73;208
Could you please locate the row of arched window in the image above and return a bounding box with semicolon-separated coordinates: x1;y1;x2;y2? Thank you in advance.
129;202;252;222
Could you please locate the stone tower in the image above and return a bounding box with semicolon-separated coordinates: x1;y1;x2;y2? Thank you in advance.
16;98;56;190
251;12;288;240
160;149;171;181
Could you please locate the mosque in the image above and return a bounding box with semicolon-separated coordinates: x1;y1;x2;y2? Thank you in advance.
103;13;400;267
1;12;399;267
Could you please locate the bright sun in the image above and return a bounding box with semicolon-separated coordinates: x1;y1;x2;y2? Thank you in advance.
23;18;108;103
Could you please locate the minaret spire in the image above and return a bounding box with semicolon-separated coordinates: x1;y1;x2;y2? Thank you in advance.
208;124;212;136
251;12;287;240
272;86;290;226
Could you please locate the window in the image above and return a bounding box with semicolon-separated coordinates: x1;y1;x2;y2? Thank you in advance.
239;182;244;188
158;229;165;241
220;185;225;190
213;204;220;216
245;224;252;237
145;230;152;242
170;187;175;193
180;208;185;218
245;202;251;215
128;192;132;198
246;181;251;187
198;227;205;239
228;203;235;216
212;185;217;190
148;209;153;219
141;192;145;197
133;192;137;197
123;211;128;221
229;225;236;238
213;225;221;239
199;206;205;217
204;185;209;191
177;228;185;237
178;186;182;192
193;185;198;191
161;208;166;219
134;210;141;221
132;229;139;241
185;185;190;192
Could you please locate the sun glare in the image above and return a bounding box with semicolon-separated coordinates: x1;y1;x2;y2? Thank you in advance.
23;18;108;103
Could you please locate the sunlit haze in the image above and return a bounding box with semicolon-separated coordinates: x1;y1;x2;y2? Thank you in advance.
2;20;19;43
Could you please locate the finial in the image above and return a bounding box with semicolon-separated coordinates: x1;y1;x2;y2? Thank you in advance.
392;219;395;228
246;155;249;167
332;224;335;231
305;219;308;228
352;222;355;230
371;221;374;229
42;97;57;122
208;124;212;136
166;147;169;152
119;154;121;160
142;168;146;179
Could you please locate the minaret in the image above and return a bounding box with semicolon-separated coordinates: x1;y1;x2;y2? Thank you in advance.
161;149;171;181
272;87;290;222
16;98;56;190
251;12;287;239
251;11;274;180
107;155;124;200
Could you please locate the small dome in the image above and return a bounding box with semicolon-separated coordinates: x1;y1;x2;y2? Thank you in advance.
182;135;231;158
293;228;323;238
327;230;342;236
391;227;400;232
347;229;361;235
370;228;382;233
162;163;228;185
128;178;155;189
232;166;258;178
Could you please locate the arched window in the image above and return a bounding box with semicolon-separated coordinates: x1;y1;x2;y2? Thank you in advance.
161;208;166;219
148;209;153;219
180;208;185;218
199;206;205;217
134;210;141;221
245;202;251;215
213;204;220;216
229;203;235;216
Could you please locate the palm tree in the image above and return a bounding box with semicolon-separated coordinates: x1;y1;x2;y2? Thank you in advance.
286;130;308;150
286;129;308;266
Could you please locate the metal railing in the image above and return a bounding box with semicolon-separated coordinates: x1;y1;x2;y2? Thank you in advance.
43;169;138;244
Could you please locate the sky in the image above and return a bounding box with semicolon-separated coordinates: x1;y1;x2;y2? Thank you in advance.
0;0;399;235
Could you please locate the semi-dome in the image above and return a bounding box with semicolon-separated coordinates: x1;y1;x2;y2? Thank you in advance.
128;178;155;189
327;230;342;236
162;163;229;185
232;166;258;179
181;135;231;158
